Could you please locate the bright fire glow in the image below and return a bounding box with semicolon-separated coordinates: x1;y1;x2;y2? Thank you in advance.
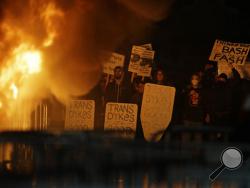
0;43;43;89
41;3;64;47
15;50;42;74
0;1;64;130
0;43;43;119
10;83;18;100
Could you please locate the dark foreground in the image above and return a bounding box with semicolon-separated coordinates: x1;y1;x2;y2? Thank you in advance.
0;130;250;188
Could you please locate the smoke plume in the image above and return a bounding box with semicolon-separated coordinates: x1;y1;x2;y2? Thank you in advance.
0;0;173;128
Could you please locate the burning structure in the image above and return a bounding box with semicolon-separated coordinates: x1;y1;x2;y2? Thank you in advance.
0;0;173;131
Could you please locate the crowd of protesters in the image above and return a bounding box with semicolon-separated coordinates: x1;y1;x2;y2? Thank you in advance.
42;56;248;144
80;60;250;142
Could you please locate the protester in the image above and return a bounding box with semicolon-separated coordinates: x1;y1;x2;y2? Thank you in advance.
211;74;232;126
153;69;173;86
105;66;132;103
132;80;145;108
232;63;250;141
201;61;217;89
204;64;241;127
131;79;148;140
180;73;205;142
132;77;142;95
238;63;250;125
182;73;205;126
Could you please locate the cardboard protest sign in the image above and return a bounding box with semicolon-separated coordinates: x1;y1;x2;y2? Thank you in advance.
103;52;125;75
138;49;155;77
128;45;155;77
209;40;250;65
65;100;95;131
104;103;138;138
128;46;146;73
141;84;176;142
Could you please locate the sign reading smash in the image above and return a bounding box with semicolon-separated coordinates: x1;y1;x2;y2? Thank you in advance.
104;103;138;138
65;100;95;131
209;40;250;65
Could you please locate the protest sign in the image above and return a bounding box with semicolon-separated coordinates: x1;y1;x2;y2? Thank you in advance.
104;103;138;138
209;40;250;65
128;45;155;77
65;100;95;131
103;52;125;75
141;84;176;142
128;46;146;73
138;49;155;77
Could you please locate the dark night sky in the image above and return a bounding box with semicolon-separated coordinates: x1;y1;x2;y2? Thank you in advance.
0;0;249;87
118;0;250;86
154;0;250;83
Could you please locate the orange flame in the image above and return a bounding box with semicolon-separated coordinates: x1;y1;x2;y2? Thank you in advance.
41;2;64;47
0;1;64;130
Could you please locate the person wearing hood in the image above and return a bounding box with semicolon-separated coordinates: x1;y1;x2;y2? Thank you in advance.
105;66;132;103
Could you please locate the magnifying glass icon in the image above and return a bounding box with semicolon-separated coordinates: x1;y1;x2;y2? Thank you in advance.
209;147;243;181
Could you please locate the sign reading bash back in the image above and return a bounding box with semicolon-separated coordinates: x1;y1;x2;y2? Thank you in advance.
209;40;250;65
104;103;138;138
65;100;95;131
141;84;176;142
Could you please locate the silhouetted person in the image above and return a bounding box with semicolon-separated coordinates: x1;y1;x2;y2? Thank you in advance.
132;79;148;140
232;63;250;142
153;69;173;86
201;61;217;89
105;66;132;103
181;73;205;143
183;73;205;126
